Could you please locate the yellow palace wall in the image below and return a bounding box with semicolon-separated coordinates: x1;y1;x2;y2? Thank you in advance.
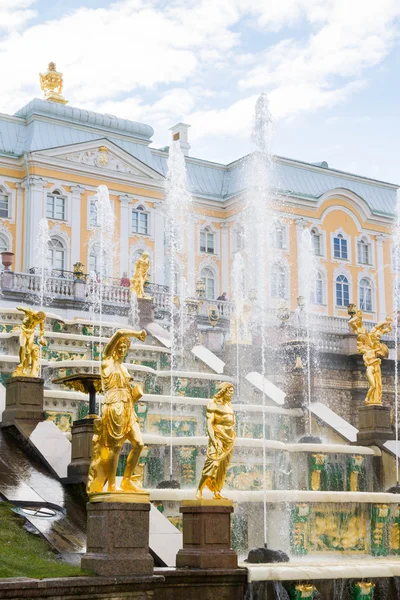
0;160;395;320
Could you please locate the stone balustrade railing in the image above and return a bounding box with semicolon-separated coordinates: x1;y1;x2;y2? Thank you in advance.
0;271;394;340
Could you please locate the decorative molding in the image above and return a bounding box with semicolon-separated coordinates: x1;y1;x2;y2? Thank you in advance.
0;221;13;250
49;223;71;249
59;146;145;177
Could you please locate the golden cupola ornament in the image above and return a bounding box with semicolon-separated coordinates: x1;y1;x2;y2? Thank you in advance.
39;62;68;105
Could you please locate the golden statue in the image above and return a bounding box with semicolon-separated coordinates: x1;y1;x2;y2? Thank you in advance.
87;328;147;496
130;251;151;299
12;307;46;377
39;62;68;105
196;382;236;500
348;310;392;405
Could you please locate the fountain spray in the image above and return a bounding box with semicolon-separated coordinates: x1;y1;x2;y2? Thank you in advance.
34;218;51;376
92;186;114;360
164;141;192;480
244;93;275;547
392;189;400;485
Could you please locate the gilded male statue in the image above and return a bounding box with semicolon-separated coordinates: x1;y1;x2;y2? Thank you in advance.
12;306;46;377
130;251;151;299
349;311;392;405
87;328;147;495
196;382;236;500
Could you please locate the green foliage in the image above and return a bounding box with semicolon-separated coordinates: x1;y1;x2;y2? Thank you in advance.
0;504;86;579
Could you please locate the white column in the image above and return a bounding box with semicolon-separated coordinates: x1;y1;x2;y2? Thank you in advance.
187;219;196;296
70;185;84;267
220;222;229;295
27;177;46;270
153;201;165;285
376;234;386;320
15;183;23;271
295;217;307;298
119;195;130;277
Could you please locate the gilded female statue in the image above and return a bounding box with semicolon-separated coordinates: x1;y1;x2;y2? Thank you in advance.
87;328;147;495
130;251;151;299
196;382;236;500
349;311;392;405
12;306;46;377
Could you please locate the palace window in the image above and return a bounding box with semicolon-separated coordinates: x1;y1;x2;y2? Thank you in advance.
132;206;149;235
272;223;286;250
271;263;287;299
312;271;324;305
333;234;348;260
200;227;215;254
336;274;349;307
234;227;244;251
0;192;9;218
46;191;66;220
0;234;9;254
47;238;66;271
359;278;373;312
311;228;322;256
357;237;371;265
89;199;99;227
200;267;216;299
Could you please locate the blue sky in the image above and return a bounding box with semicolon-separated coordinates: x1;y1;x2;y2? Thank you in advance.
0;0;399;183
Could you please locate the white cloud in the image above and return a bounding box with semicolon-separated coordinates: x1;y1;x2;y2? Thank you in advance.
0;0;398;169
0;0;36;32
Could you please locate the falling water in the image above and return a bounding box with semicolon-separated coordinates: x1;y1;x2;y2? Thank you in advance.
231;253;246;399
164;141;193;479
129;291;140;330
177;276;189;366
392;189;400;484
86;271;101;372
298;228;320;435
243;93;275;547
33;218;52;376
34;218;51;309
89;185;115;367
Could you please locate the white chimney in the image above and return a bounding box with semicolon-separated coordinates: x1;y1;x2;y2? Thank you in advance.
169;122;191;156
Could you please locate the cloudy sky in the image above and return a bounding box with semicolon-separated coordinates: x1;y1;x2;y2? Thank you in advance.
1;0;399;183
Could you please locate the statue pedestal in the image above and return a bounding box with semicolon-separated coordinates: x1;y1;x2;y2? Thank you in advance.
357;404;395;444
81;500;154;576
176;500;238;569
138;297;154;327
1;376;44;434
67;417;95;483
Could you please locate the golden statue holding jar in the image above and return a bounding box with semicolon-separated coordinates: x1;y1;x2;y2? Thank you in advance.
87;327;147;498
196;382;236;500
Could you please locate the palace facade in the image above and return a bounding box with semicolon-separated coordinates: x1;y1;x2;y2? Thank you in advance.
0;93;397;323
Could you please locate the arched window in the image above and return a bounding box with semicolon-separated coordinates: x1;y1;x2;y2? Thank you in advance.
47;238;65;271
200;227;215;254
336;274;349;307
272;222;286;250
0;188;10;218
271;263;287;299
46;190;66;220
132;206;149;235
357;237;371;265
311;228;322;256
312;271;324;305
0;234;9;254
333;233;348;259
200;267;216;299
359;278;373;312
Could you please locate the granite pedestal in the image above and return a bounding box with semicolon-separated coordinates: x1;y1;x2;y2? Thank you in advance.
1;376;44;433
67;417;95;482
176;500;238;569
138;297;154;328
357;404;395;444
81;501;154;576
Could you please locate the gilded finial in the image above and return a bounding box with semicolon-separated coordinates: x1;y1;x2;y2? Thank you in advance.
39;62;68;105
